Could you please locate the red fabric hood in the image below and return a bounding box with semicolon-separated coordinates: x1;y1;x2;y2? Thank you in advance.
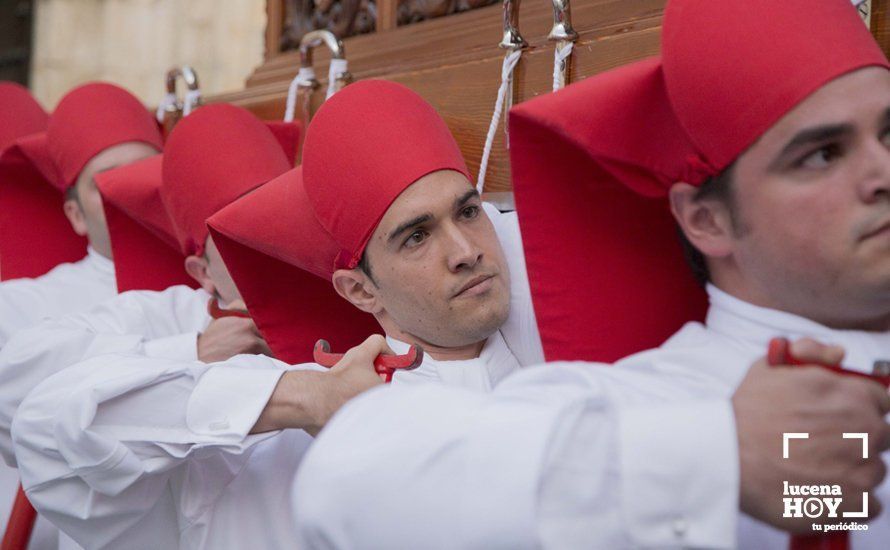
161;104;295;257
208;166;380;363
0;82;48;152
96;155;196;292
510;0;888;362
302;80;469;270
47;82;163;191
0;86;84;280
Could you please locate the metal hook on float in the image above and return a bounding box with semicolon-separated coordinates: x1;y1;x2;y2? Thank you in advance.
477;0;528;194
156;65;202;132
284;30;351;123
549;0;579;91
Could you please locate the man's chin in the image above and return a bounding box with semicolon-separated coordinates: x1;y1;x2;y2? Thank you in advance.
458;305;509;341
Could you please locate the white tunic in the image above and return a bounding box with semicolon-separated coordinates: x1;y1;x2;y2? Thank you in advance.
11;332;525;549
0;284;210;468
390;330;520;391
0;248;116;348
0;248;116;550
482;204;544;368
293;285;890;549
9;202;539;549
657;285;889;550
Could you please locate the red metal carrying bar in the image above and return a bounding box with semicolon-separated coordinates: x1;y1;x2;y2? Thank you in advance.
767;337;890;550
1;485;36;550
313;339;423;383
207;298;251;320
768;338;890;388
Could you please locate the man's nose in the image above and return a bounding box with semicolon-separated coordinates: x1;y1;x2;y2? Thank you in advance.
444;224;482;272
858;139;890;204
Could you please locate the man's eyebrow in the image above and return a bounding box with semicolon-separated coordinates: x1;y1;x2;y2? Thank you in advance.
880;106;890;127
776;123;854;160
387;213;433;244
453;189;480;210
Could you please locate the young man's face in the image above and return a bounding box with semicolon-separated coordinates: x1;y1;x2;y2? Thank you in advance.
65;142;159;258
339;170;511;350
700;67;890;328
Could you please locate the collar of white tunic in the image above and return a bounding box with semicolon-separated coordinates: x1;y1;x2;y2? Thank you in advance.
387;330;520;392
83;246;115;277
703;283;890;374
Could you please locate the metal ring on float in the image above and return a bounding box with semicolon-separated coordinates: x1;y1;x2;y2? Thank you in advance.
549;0;579;90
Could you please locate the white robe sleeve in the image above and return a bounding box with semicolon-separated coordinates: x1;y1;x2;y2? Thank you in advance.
483;204;545;367
294;364;739;549
0;277;53;348
0;254;116;349
10;352;299;549
0;285;207;467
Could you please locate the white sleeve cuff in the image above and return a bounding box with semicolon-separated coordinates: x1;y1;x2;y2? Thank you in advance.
143;332;199;361
186;366;285;441
619;399;739;549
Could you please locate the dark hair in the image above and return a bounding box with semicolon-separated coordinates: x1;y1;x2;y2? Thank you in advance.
358;250;376;285
64;185;79;203
677;162;737;286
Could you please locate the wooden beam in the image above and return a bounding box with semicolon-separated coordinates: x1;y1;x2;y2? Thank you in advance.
870;0;890;57
377;0;400;32
265;0;284;61
240;0;890;194
213;0;665;194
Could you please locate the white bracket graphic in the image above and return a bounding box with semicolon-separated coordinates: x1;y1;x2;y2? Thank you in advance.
843;433;869;459
784;432;870;518
783;433;809;459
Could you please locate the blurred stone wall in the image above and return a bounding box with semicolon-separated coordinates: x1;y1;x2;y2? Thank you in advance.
30;0;266;108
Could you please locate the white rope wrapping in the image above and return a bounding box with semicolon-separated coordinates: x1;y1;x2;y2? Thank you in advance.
476;49;522;194
327;59;349;99
155;92;177;123
284;67;317;122
552;41;574;92
183;89;202;116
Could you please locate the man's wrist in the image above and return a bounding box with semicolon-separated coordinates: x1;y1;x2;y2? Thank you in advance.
253;370;329;434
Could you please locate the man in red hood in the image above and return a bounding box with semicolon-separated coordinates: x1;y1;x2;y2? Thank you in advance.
0;81;161;550
7;79;544;549
291;1;890;548
4;100;391;549
0;82;162;348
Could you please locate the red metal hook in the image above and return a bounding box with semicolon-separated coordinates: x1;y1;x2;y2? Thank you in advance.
768;338;890;387
207;299;250;320
1;485;37;550
767;337;890;550
313;339;423;383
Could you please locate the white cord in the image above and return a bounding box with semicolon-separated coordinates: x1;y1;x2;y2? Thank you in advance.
183;89;202;116
327;59;349;99
476;49;522;194
285;67;317;122
155;92;177;123
552;42;574;92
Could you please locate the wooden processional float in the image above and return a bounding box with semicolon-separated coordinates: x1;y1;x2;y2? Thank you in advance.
203;0;890;209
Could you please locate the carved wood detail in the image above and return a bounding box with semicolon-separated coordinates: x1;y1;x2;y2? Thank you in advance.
397;0;496;26
280;0;376;49
278;0;499;50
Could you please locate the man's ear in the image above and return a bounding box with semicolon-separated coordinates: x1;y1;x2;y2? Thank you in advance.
184;255;217;296
668;182;734;260
332;269;382;315
63;198;88;237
